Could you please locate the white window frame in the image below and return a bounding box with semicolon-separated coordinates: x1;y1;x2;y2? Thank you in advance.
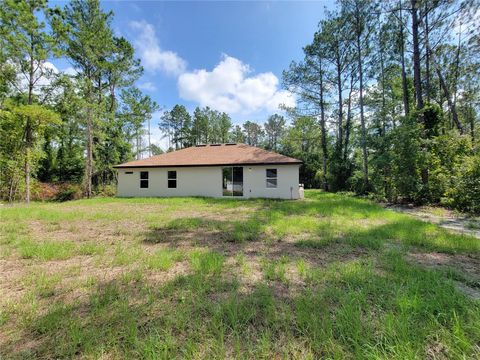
266;168;277;188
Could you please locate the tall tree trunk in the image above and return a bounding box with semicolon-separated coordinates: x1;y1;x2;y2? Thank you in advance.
471;114;475;145
136;132;140;160
380;42;387;135
335;47;343;153
148;117;151;157
411;0;424;111
411;0;429;190
25;33;35;204
422;37;465;135
318;60;328;192
452;26;462;110
379;26;390;197
436;68;464;134
399;3;410;116
85;86;93;198
355;11;369;191
344;73;354;163
424;3;431;103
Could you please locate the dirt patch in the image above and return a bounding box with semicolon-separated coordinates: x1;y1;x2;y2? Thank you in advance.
28;219;145;244
407;251;480;300
143;260;191;285
408;252;480;279
386;204;480;239
0;258;29;304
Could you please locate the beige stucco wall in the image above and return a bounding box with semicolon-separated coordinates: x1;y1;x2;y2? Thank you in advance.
116;164;301;199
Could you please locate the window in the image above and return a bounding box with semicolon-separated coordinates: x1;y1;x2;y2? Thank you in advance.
140;171;149;188
125;171;133;174
168;171;177;188
222;167;243;196
266;168;277;188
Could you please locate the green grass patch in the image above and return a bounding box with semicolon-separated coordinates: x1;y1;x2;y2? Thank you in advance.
145;248;184;270
262;256;289;283
17;238;76;261
78;242;106;256
189;250;224;276
2;191;480;359
112;245;144;266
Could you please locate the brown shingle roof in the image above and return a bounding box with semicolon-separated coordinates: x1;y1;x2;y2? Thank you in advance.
114;144;302;168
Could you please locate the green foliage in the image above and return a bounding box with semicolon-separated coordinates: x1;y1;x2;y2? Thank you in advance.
1;0;479;216
0;101;60;201
390;114;424;202
54;184;82;202
444;154;480;213
281;116;323;188
243;120;264;146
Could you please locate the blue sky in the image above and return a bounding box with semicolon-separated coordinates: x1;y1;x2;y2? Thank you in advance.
53;1;333;145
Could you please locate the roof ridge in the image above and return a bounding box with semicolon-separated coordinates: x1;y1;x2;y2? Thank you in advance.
114;144;302;168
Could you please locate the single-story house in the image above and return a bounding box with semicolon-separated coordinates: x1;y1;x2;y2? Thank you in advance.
114;143;303;199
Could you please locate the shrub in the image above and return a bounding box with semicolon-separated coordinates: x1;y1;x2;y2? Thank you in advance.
95;184;117;197
31;182;59;201
30;182;83;202
55;184;82;202
443;154;480;214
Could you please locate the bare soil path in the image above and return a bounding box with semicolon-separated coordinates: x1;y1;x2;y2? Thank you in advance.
384;204;480;300
385;204;480;239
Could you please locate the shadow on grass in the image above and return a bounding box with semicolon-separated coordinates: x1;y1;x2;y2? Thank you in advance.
3;191;480;358
144;216;264;245
143;206;480;256
4;251;480;359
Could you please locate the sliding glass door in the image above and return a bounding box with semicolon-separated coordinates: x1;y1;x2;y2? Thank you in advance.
222;167;243;197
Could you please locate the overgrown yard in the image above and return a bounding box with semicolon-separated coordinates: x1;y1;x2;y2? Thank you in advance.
1;191;479;359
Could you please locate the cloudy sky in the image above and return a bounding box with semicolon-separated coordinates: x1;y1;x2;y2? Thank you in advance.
52;1;332;147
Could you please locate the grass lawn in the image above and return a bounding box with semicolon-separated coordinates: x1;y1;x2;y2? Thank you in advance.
1;190;479;359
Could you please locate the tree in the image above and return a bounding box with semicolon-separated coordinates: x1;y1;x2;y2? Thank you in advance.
121;87;158;158
1;0;60;202
150;143;164;156
283;28;331;191
410;0;424;111
264;114;285;151
0;101;60;201
341;0;376;192
217;112;232;144
51;75;84;183
281;116;322;188
192;106;209;144
51;0;144;196
230;125;245;143
52;0;116;198
243;121;264;146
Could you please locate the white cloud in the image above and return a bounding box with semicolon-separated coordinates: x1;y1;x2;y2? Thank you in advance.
129;20;186;76
177;54;295;114
13;61;59;93
61;66;77;76
138;81;157;92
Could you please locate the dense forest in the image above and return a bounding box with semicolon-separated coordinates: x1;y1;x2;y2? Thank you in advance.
1;0;479;213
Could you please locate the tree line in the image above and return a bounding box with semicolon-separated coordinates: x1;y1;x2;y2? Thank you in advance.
281;0;479;212
1;0;479;213
159;104;286;151
0;0;158;202
158;104;323;189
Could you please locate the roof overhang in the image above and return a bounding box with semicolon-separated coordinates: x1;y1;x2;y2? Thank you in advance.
114;161;302;169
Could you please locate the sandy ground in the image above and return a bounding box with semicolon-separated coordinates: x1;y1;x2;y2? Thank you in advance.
386;204;480;239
